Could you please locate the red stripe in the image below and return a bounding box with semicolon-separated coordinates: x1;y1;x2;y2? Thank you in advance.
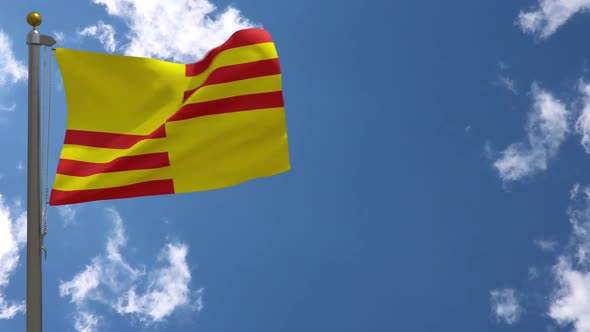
65;124;166;149
57;152;170;177
169;91;284;122
183;58;281;103
185;28;273;77
49;179;175;205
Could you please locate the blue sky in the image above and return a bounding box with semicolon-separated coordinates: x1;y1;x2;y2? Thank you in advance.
5;0;590;331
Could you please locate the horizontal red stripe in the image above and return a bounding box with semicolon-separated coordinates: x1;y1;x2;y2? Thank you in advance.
49;179;175;205
57;152;170;177
65;124;166;149
185;28;273;77
169;91;284;122
183;58;281;103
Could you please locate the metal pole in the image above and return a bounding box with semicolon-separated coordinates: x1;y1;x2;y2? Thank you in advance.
25;12;55;332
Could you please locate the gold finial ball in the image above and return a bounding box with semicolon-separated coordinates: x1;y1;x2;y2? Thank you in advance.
26;12;42;28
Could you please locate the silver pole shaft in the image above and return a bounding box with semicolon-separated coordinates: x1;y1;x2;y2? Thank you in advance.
26;20;55;331
26;27;42;332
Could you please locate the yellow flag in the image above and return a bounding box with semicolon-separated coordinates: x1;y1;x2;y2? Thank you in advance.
50;28;290;205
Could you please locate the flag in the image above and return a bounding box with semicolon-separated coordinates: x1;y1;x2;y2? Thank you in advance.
49;28;290;206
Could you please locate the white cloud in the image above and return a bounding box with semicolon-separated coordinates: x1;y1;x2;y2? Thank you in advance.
498;60;509;70
114;244;201;323
53;31;66;44
572;183;582;200
0;30;26;86
547;186;590;331
55;71;63;92
60;264;102;305
91;0;255;62
60;208;202;328
0;295;24;320
493;84;569;182
550;258;590;330
57;205;79;226
574;83;590;153
16;161;24;174
0;195;26;319
518;0;590;39
564;191;590;265
74;312;99;332
102;209;144;283
490;288;522;324
549;258;590;332
486;185;590;331
497;76;518;94
536;239;559;252
0;104;15;112
79;21;117;53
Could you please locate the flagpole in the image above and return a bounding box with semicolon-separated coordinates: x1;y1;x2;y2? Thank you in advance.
26;12;55;332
